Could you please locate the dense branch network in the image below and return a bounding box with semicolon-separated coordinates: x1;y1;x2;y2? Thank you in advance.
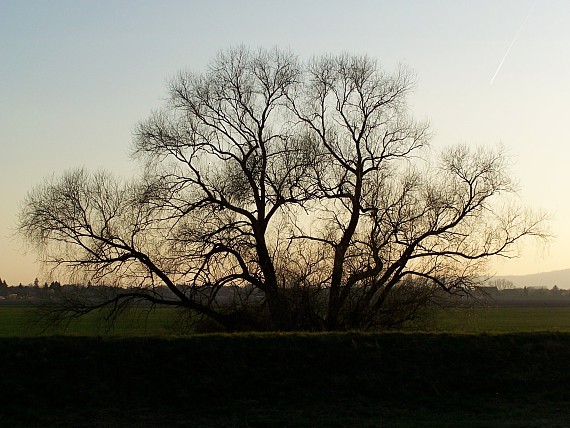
18;47;547;331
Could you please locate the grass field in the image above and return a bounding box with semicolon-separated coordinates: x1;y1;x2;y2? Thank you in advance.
429;306;570;333
0;305;184;337
4;305;570;337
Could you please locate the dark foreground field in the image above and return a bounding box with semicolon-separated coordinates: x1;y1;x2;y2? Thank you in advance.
2;333;570;427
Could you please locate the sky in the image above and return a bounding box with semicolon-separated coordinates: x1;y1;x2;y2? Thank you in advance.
1;0;569;285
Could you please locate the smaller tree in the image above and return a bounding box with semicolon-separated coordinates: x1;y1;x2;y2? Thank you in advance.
49;281;62;290
489;278;515;291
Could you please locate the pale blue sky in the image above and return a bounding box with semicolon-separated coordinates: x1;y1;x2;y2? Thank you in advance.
1;0;568;285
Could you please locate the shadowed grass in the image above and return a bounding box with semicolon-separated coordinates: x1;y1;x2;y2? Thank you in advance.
2;333;570;426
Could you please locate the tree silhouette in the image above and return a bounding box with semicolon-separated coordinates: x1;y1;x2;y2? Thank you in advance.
18;47;547;331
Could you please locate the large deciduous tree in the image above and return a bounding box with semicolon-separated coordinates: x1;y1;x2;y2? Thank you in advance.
18;47;546;331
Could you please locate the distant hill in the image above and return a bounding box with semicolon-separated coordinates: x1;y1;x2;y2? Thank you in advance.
496;268;570;290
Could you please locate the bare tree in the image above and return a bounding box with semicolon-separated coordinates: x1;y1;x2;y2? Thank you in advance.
18;47;547;331
488;278;515;290
317;144;545;329
289;54;431;328
132;46;322;329
18;169;238;328
285;54;546;329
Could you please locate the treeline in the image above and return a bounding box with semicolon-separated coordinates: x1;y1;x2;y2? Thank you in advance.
0;278;63;301
3;277;570;311
478;285;570;307
0;280;200;303
0;277;61;288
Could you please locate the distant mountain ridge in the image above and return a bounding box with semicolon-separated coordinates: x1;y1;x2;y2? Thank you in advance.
496;268;570;290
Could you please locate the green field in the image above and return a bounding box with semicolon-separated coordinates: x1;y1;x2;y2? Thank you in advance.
3;305;570;337
0;305;184;337
429;306;570;333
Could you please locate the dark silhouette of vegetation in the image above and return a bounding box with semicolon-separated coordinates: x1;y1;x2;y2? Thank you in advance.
18;47;547;331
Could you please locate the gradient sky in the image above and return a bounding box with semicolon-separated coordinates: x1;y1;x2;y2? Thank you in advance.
1;0;568;285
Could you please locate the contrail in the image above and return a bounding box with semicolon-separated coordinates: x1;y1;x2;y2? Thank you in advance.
490;3;536;86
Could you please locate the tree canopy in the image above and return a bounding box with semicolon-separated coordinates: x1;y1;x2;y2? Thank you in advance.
18;47;547;331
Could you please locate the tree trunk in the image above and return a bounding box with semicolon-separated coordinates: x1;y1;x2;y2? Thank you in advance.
254;224;293;330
